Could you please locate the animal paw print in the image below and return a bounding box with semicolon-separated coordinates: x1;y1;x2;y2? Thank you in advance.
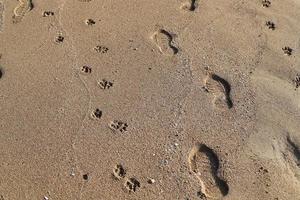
55;35;64;44
85;19;95;26
282;47;293;56
98;79;113;90
124;178;141;193
43;11;54;17
113;164;126;180
265;21;275;30
109;120;128;133
293;74;300;89
94;45;109;53
81;65;92;74
262;0;271;7
91;108;102;119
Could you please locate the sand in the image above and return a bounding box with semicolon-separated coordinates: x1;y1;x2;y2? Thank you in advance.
0;0;299;199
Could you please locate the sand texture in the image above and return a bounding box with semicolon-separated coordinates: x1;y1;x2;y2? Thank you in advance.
0;0;299;199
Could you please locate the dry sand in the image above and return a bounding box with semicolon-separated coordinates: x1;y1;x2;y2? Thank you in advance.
0;0;299;199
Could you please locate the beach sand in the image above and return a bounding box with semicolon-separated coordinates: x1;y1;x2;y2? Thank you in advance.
0;0;299;199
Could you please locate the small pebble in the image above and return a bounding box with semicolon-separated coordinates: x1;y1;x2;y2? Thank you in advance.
147;178;155;184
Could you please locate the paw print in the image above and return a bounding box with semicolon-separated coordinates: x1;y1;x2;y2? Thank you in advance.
113;164;126;180
91;108;102;119
124;178;140;193
265;21;275;30
293;74;300;89
262;0;271;7
94;45;109;53
43;11;54;17
282;47;293;56
85;19;95;26
98;79;113;90
55;35;64;44
109;120;128;133
81;65;92;74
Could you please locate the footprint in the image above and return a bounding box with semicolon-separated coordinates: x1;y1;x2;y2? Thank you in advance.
151;29;178;56
94;45;109;53
265;21;275;30
90;108;102;119
262;0;271;7
286;136;300;167
181;0;198;11
85;19;95;26
293;74;300;90
12;0;33;23
98;79;113;90
112;164;126;180
124;177;141;193
42;11;54;17
203;68;233;109
282;46;293;56
188;143;229;199
81;65;92;74
78;0;92;2
109;120;128;133
0;67;2;79
55;35;64;44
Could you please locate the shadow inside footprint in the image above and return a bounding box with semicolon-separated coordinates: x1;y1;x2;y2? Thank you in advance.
153;29;178;55
189;143;229;198
287;136;300;162
211;74;233;109
199;145;229;196
184;0;198;11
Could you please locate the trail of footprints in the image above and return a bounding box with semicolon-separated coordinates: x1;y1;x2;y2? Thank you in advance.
188;143;229;199
112;164;141;193
5;0;299;198
261;0;298;87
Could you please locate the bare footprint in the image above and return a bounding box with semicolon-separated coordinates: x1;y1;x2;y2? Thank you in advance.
151;29;178;56
12;0;33;23
181;0;198;11
188;143;229;199
203;68;233;110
